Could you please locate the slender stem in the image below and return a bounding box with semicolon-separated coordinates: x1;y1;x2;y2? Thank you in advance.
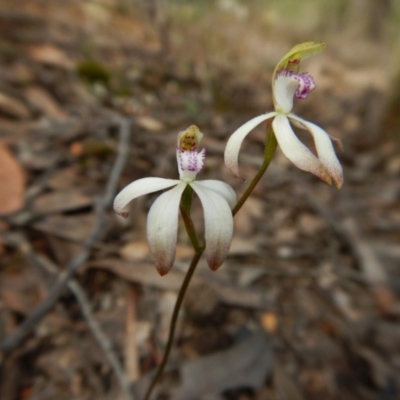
232;129;277;216
144;248;204;400
180;206;202;252
180;184;194;213
180;186;203;252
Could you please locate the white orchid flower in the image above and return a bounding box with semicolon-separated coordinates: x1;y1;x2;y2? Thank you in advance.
224;43;343;188
114;126;236;276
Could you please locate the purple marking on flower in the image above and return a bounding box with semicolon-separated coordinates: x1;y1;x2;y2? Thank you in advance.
178;148;206;173
277;70;316;99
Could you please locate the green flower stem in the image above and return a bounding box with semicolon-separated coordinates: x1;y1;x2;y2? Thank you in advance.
179;186;203;252
144;129;277;400
232;129;277;216
144;185;204;400
143;247;204;400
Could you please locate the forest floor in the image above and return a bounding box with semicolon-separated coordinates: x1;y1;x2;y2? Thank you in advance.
0;1;400;399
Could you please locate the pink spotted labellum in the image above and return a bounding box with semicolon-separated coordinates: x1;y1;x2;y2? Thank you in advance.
224;45;343;188
114;126;236;276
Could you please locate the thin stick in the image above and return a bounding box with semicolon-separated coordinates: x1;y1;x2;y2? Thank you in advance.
0;117;131;355
126;285;140;382
0;231;135;400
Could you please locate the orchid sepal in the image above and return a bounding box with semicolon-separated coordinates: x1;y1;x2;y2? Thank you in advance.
113;177;180;218
147;183;187;275
190;182;234;270
272;41;326;81
224;112;277;180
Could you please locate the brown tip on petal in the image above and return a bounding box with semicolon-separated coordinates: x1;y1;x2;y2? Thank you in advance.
156;269;167;276
230;168;246;182
228;166;245;182
331;170;344;189
317;175;332;186
117;211;129;218
334;178;343;189
156;265;170;276
208;261;222;271
317;168;333;186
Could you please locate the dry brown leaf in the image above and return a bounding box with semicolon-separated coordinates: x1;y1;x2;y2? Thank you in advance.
349;233;389;282
175;331;272;400
0;270;47;314
47;167;80;190
120;241;150;261
8;62;35;85
27;44;74;70
33;214;96;242
298;213;326;235
175;243;194;259
0;119;37;137
0;142;26;215
24;86;68;121
69;142;84;157
0;92;31;120
261;312;278;334
0;221;9;254
136;116;165;132
274;362;305;400
372;284;397;315
233;197;264;235
87;259;273;309
229;236;260;255
32;190;93;215
47;236;85;265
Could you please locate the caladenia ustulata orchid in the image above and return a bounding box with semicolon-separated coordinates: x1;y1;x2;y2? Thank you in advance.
113;125;236;276
224;41;343;188
139;42;347;400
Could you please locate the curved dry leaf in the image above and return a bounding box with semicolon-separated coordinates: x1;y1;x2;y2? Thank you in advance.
0;92;31;120
175;331;273;400
0;142;26;215
27;44;74;70
24;86;68;121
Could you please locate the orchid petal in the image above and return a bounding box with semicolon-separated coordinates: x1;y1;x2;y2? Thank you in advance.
273;73;299;113
113;177;179;218
224;112;276;180
272;114;332;185
147;183;186;276
289;114;343;188
194;180;237;209
190;182;233;270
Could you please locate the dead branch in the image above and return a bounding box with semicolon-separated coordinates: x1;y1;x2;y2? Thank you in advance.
0;231;136;400
0;116;131;357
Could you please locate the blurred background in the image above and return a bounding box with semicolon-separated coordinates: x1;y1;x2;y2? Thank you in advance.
0;0;400;399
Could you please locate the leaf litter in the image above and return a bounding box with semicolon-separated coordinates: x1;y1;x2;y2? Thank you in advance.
0;0;399;399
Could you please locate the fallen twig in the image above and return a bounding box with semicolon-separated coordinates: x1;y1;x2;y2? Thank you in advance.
300;190;396;314
0;231;135;400
0;116;131;356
